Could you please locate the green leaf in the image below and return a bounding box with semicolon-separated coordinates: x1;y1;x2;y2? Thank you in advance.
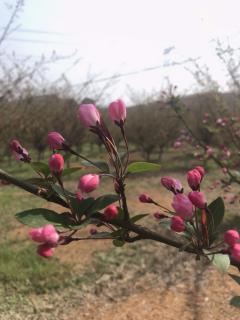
67;218;95;230
113;238;125;247
69;196;95;217
62;167;83;177
127;162;160;174
207;197;225;242
229;274;240;285
51;184;66;200
15;208;73;228
87;194;119;214
81;160;109;172
130;213;149;223
230;296;240;308
31;162;50;177
209;253;230;273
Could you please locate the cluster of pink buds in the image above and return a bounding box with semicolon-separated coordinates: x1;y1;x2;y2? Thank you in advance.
9;139;31;163
139;166;207;235
224;230;240;262
216;117;228;127
29;224;59;258
77;99;126;129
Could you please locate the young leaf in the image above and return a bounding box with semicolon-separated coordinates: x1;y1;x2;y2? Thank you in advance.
127;162;160;174
209;253;230;273
208;197;225;231
15;208;73;228
87;194;119;214
207;197;225;242
130;213;149;223
69;196;95;217
230;296;240;308
31;162;50;177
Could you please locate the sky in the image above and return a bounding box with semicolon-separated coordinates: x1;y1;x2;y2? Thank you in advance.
1;0;240;103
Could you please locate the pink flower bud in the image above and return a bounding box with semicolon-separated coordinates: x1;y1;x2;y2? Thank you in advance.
231;243;240;262
188;191;207;209
29;224;59;245
78;174;100;193
77;104;101;128
161;176;183;194
48;154;64;175
224;230;240;246
108;99;126;124
104;205;118;220
37;244;54;258
195;166;205;180
29;227;45;243
90;228;98;235
9;139;31;162
173;141;182;148
187;169;202;191
170;216;185;232
41;224;59;245
153;212;168;220
139;193;153;203
222;167;228;174
47;132;66;150
172;194;193;220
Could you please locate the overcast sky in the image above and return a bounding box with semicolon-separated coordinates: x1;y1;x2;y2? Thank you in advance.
2;0;240;102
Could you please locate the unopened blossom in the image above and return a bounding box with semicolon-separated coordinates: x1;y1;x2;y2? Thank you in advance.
173;141;182;148
224;230;239;247
231;243;240;262
78;174;100;193
37;244;55;258
104;205;118;220
48;154;64;176
29;224;59;245
195;166;205;180
170;216;185;232
139;193;153;203
188;191;207;209
77;104;101;128
187;169;202;191
9;139;31;162
172;194;193;220
161;176;183;194
47;132;66;150
108;99;126;124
